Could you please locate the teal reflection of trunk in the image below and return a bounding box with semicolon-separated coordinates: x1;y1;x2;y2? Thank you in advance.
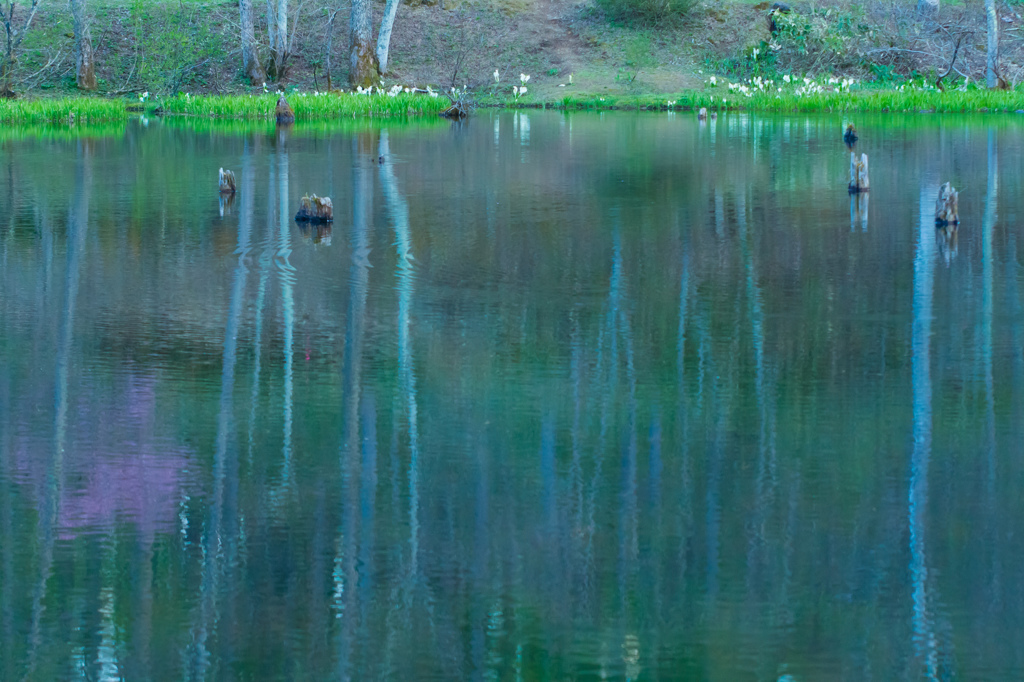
191;140;253;680
910;179;938;679
27;140;90;680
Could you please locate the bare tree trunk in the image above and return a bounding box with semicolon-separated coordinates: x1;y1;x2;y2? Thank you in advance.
239;0;265;85
985;0;998;88
349;0;378;87
265;0;288;80
917;0;938;16
325;6;340;90
70;0;96;90
1;0;42;94
274;0;288;79
375;0;401;74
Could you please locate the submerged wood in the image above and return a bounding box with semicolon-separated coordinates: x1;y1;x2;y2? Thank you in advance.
219;192;235;217
850;192;868;232
294;194;333;223
935;182;959;225
698;107;708;121
937;223;958;263
843;123;857;149
299;223;332;245
275;95;295;125
440;102;468;119
218;167;236;194
848;152;869;193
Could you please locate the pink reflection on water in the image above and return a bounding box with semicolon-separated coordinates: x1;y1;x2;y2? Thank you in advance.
14;372;194;542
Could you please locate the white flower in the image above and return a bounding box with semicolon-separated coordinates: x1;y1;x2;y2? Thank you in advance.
569;73;573;85
519;86;527;96
520;73;530;84
494;69;500;83
783;74;791;83
709;75;717;86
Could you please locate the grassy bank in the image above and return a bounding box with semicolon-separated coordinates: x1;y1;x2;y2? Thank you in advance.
554;80;1024;114
0;98;130;124
158;91;450;119
0;90;451;124
4;81;1023;127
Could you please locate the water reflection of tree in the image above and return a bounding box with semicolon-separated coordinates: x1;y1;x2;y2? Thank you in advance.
3;115;1024;678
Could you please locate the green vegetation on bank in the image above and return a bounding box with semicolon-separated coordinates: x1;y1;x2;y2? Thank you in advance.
0;90;451;124
158;91;450;119
556;83;1024;114
4;80;1024;127
0;98;129;124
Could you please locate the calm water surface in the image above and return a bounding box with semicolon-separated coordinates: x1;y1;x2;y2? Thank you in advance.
2;111;1024;680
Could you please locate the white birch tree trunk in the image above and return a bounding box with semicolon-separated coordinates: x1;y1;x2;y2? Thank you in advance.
239;0;265;85
70;0;96;90
265;0;288;80
985;0;999;88
275;0;288;76
350;0;377;86
375;0;401;74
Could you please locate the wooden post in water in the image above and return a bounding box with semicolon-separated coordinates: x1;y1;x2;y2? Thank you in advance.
218;168;237;217
935;182;959;225
294;194;334;223
848;152;869;193
219;168;236;194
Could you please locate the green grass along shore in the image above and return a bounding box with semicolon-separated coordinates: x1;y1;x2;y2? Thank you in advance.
3;85;1023;125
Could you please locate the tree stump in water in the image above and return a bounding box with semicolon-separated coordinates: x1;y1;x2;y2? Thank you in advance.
698;107;708;121
935;182;959;225
294;194;333;223
848;152;869;193
843;123;858;149
219;168;236;194
276;95;295;125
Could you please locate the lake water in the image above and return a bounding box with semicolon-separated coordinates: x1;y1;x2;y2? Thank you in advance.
2;111;1024;680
